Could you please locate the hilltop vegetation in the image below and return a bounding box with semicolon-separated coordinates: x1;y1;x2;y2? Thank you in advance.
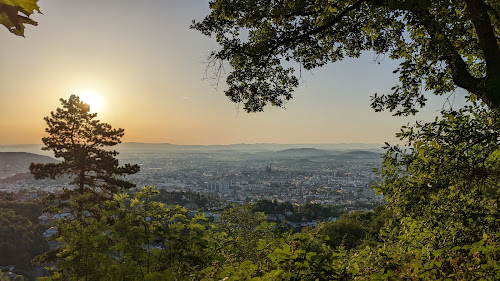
4;0;500;279
36;183;500;280
5;101;500;280
0;199;48;279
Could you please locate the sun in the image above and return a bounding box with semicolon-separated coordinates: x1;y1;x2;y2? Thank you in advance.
79;90;105;112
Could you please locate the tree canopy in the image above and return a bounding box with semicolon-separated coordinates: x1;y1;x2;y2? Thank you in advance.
30;95;140;200
0;208;48;266
192;3;500;278
0;0;40;36
192;0;500;114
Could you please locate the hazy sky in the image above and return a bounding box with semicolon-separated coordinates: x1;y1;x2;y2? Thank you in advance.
0;0;467;145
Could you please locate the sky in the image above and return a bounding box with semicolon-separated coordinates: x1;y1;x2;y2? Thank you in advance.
0;0;468;146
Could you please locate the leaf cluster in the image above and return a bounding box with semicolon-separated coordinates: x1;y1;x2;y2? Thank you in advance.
193;0;500;113
0;0;40;36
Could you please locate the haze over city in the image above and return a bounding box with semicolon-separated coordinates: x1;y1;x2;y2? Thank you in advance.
1;0;467;145
3;0;500;279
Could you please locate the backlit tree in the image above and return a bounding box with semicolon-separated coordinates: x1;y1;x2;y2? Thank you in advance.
30;95;140;200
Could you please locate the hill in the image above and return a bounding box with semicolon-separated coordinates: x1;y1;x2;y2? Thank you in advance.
0;152;59;179
0;152;58;167
333;150;384;160
274;148;330;157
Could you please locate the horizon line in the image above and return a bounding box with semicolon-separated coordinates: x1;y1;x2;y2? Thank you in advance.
0;142;385;146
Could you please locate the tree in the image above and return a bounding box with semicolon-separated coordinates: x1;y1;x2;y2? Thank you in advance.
30;95;140;200
375;101;500;245
192;0;500;114
0;0;40;36
209;204;276;264
39;187;212;281
0;200;45;224
194;3;500;278
0;208;48;266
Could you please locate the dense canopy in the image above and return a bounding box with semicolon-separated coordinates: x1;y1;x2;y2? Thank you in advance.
193;0;500;114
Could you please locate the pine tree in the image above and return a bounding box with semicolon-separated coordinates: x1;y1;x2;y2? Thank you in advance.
30;95;140;200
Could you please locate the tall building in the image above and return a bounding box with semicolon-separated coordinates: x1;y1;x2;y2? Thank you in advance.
266;164;272;174
206;180;230;192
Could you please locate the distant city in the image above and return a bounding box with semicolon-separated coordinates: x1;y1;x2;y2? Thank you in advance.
0;143;385;207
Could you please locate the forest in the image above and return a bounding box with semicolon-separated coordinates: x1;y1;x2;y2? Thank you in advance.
2;0;500;280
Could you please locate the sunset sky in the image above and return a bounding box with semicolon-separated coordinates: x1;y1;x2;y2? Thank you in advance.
0;0;468;146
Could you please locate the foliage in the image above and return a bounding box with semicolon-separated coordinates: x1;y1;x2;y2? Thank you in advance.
253;199;294;214
252;199;344;224
343;218;500;280
38;186;212;281
33;183;500;279
29;89;500;281
294;203;344;222
263;233;347;281
318;221;367;251
193;0;500;113
201;230;350;280
316;205;392;250
38;190;357;280
180;103;500;279
109;186;211;279
208;204;277;265
0;191;13;200
0;200;44;223
0;208;48;266
191;1;500;279
375;101;500;246
0;0;40;36
29;95;140;203
321;100;500;279
156;189;224;209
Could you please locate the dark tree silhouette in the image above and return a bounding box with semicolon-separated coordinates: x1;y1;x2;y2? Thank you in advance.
193;0;500;114
30;95;140;199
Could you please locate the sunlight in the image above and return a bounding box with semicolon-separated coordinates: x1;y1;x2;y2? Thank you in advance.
79;90;105;112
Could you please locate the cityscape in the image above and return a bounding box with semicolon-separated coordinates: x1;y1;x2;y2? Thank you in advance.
0;143;385;209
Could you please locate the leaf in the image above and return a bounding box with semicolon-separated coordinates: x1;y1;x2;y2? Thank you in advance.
1;0;40;14
305;251;317;261
0;0;39;36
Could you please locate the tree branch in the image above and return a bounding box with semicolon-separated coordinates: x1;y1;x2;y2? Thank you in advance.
484;3;500;22
250;0;366;57
415;7;485;100
465;0;500;107
465;0;500;71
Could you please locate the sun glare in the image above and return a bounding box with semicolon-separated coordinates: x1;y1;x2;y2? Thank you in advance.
79;90;105;112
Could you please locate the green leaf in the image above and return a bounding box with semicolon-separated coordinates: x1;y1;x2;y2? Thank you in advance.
305;251;317;261
0;0;40;13
0;0;39;36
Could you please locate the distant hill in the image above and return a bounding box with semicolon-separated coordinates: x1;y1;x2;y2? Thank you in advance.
0;152;59;167
0;144;51;156
275;148;330;157
0;143;384;155
0;152;59;179
342;150;383;156
115;142;384;153
334;150;384;160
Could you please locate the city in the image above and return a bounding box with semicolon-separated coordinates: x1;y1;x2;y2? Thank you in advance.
0;143;385;209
